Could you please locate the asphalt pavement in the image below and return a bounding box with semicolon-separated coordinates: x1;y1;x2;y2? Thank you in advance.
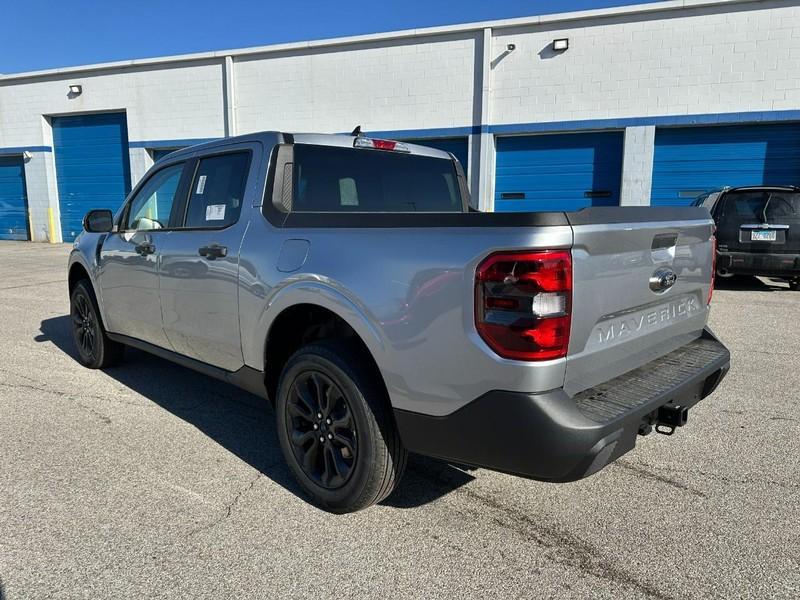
0;241;797;599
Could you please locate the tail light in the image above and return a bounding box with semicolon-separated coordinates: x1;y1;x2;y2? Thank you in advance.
475;250;572;361
708;234;716;305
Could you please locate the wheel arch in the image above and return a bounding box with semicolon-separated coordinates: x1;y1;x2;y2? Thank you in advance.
262;301;390;409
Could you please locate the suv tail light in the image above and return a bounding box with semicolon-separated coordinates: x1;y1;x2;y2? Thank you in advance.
708;234;716;305
475;250;572;361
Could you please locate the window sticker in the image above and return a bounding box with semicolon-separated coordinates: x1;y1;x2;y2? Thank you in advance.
196;175;207;195
206;204;226;221
339;178;359;206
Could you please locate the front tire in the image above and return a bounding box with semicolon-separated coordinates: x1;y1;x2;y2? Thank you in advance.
275;341;407;513
70;280;124;369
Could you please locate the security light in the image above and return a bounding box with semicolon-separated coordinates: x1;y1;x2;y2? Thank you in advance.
506;43;516;52
552;38;569;52
68;84;82;95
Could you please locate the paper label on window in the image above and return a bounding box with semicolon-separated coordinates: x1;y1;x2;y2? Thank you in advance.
196;175;207;195
206;204;226;221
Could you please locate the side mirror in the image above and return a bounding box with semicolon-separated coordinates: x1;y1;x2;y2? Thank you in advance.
83;209;114;233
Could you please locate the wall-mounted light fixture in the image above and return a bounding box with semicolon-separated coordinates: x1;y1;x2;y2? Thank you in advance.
552;38;569;52
506;43;516;52
68;84;82;95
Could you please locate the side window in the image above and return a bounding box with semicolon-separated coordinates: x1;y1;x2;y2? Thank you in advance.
183;152;250;228
125;163;184;231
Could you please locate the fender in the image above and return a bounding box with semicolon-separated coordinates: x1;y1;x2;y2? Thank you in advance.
244;277;390;374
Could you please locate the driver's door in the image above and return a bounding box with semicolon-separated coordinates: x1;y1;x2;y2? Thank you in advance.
98;160;190;348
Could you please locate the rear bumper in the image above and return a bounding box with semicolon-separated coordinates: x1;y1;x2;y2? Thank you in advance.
394;328;730;482
717;250;800;278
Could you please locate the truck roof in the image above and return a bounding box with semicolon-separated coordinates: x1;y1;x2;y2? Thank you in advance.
157;131;456;162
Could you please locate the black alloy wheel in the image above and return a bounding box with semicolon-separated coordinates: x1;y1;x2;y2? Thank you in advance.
72;291;97;361
69;280;124;369
275;341;407;513
285;370;358;489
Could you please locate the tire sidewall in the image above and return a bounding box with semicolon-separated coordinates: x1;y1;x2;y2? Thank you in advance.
70;281;106;368
276;348;384;510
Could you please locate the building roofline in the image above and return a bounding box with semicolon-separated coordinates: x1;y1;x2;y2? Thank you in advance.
0;0;757;82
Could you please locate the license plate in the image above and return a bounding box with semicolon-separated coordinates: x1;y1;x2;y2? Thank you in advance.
751;230;777;242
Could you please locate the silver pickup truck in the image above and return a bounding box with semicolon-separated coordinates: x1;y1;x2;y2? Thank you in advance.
68;131;730;512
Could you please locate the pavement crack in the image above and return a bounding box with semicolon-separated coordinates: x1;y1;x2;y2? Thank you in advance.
614;459;707;498
0;279;66;291
412;467;673;600
188;472;263;536
76;402;112;424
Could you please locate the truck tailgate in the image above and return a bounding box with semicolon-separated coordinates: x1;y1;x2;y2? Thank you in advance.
564;207;715;396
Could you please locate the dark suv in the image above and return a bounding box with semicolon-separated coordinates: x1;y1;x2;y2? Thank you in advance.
696;186;800;290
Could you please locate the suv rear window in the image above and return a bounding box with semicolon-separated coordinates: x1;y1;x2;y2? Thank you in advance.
719;190;800;222
292;144;462;212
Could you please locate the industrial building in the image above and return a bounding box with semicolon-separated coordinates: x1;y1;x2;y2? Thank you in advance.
1;0;798;242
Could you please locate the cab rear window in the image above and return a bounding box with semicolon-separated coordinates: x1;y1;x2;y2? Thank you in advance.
292;144;462;212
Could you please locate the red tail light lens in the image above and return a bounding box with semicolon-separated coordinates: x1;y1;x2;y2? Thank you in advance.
475;250;572;361
708;234;716;305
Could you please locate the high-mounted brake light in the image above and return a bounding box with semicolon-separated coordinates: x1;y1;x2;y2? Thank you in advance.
353;137;410;152
475;250;572;361
708;234;716;305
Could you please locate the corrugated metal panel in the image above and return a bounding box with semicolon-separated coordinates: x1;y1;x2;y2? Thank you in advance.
494;132;623;212
53;113;131;241
652;123;800;206
399;137;469;175
0;156;29;241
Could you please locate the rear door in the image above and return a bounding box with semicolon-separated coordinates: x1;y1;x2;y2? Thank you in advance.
563;207;715;396
715;188;800;256
157;144;256;371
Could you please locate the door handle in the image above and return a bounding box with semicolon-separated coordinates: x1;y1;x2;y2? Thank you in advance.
135;242;155;256
198;244;228;260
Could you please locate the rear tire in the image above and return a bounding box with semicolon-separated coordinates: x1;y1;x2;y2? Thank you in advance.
70;280;124;369
275;341;407;513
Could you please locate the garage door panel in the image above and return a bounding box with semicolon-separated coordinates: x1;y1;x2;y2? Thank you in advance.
0;156;29;241
53;113;131;242
652;123;800;206
495;132;623;212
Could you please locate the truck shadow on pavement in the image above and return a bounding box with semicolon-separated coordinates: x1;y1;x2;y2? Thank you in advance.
36;315;473;509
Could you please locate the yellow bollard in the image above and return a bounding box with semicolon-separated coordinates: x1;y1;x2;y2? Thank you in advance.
47;207;58;244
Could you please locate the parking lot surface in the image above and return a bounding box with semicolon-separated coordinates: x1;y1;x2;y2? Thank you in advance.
0;241;797;599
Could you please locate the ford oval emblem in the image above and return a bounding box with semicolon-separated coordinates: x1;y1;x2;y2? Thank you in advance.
649;267;677;292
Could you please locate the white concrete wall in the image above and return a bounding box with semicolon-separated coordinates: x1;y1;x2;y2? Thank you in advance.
489;2;800;125
0;61;226;148
234;34;477;134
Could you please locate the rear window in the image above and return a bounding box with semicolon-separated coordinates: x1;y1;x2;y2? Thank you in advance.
719;190;800;222
292;144;463;212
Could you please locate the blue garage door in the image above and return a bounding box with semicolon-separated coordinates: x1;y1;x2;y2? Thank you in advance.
652;123;800;206
53;113;131;241
0;156;29;241
400;138;469;174
495;132;624;212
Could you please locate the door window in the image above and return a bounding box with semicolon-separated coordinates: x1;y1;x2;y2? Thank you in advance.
125;163;184;231
183;152;250;228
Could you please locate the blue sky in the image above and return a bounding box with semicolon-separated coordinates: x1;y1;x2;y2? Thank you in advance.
3;0;663;74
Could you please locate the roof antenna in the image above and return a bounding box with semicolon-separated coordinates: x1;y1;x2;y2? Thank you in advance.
351;125;362;137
